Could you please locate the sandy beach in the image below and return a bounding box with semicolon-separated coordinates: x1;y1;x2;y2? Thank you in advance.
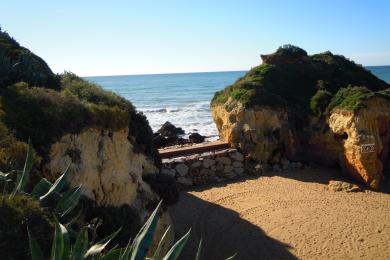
170;167;390;259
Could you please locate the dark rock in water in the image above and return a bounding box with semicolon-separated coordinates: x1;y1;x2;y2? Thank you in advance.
153;133;168;148
153;122;205;148
157;121;185;137
189;132;205;143
153;122;188;148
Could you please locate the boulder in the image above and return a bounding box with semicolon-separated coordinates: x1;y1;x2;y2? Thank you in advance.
153;122;188;148
272;164;281;172
189;132;206;143
234;167;245;175
161;168;176;178
177;176;193;186
328;181;362;192
175;163;189;177
223;165;234;174
231;151;244;162
203;158;215;168
216;157;232;165
190;161;202;168
232;161;244;168
157;121;185;137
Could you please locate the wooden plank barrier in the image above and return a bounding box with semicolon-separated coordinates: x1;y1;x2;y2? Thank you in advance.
158;140;230;159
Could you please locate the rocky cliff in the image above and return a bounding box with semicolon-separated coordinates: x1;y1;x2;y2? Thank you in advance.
211;45;390;189
0;28;173;245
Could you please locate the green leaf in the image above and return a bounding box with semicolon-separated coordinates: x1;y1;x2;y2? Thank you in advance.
72;227;89;260
40;164;70;201
99;248;123;260
225;253;237;260
28;227;44;260
0;171;12;182
84;228;122;258
31;178;53;199
195;239;202;260
162;229;191;260
51;220;67;260
119;238;133;260
62;223;70;260
131;201;163;260
152;226;171;260
10;138;33;198
56;185;82;216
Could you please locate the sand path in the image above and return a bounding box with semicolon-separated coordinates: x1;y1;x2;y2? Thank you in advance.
170;168;390;259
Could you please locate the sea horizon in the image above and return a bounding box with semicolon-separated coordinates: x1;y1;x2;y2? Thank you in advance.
87;65;390;140
84;65;390;78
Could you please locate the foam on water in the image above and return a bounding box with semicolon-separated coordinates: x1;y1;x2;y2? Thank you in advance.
86;71;246;141
86;66;390;141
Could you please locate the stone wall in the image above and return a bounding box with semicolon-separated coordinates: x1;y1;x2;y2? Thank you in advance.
160;148;245;187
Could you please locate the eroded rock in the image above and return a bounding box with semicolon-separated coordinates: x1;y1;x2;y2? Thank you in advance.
328;181;362;192
211;45;390;189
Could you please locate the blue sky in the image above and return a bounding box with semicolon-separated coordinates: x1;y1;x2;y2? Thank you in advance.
1;0;390;76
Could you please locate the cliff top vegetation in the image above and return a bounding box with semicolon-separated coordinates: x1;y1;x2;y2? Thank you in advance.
212;45;389;115
0;28;157;169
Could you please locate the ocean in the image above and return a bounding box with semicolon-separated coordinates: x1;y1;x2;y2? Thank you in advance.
86;66;390;140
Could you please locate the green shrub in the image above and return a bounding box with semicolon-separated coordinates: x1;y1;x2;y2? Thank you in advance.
310;89;332;116
212;90;229;104
231;88;248;100
211;45;389;114
0;195;54;260
1;82;90;149
326;86;373;112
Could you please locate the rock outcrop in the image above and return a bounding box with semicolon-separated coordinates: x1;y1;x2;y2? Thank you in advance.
211;45;390;189
45;128;159;213
0;28;174;248
153;121;206;148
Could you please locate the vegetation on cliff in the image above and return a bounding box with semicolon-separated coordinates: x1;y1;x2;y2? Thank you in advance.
0;195;54;259
0;28;158;168
0;145;194;259
212;45;389;114
0;27;60;89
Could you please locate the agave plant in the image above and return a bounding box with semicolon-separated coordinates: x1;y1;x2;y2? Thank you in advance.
3;139;82;221
29;201;194;260
7;139;236;259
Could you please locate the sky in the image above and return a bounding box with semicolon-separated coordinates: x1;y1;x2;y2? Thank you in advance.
1;0;390;76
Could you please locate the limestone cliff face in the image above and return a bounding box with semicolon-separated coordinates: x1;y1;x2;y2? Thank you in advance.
211;45;390;189
45;128;156;210
212;101;296;163
44;127;173;245
212;97;390;189
326;97;390;188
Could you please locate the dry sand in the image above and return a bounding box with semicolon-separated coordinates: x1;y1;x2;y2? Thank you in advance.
170;167;390;259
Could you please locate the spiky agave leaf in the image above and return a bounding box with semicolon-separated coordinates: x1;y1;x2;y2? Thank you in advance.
40;164;70;201
51;219;69;260
28;227;44;260
56;185;82;217
130;201;162;260
195;239;202;260
31;178;53;199
84;228;122;258
152;226;171;260
72;227;89;260
10;138;33;198
162;229;191;260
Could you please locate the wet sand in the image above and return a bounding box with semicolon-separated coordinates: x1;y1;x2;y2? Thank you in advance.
170;168;390;259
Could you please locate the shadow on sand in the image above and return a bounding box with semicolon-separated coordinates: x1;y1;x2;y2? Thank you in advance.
193;165;390;195
262;166;390;195
170;192;297;260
